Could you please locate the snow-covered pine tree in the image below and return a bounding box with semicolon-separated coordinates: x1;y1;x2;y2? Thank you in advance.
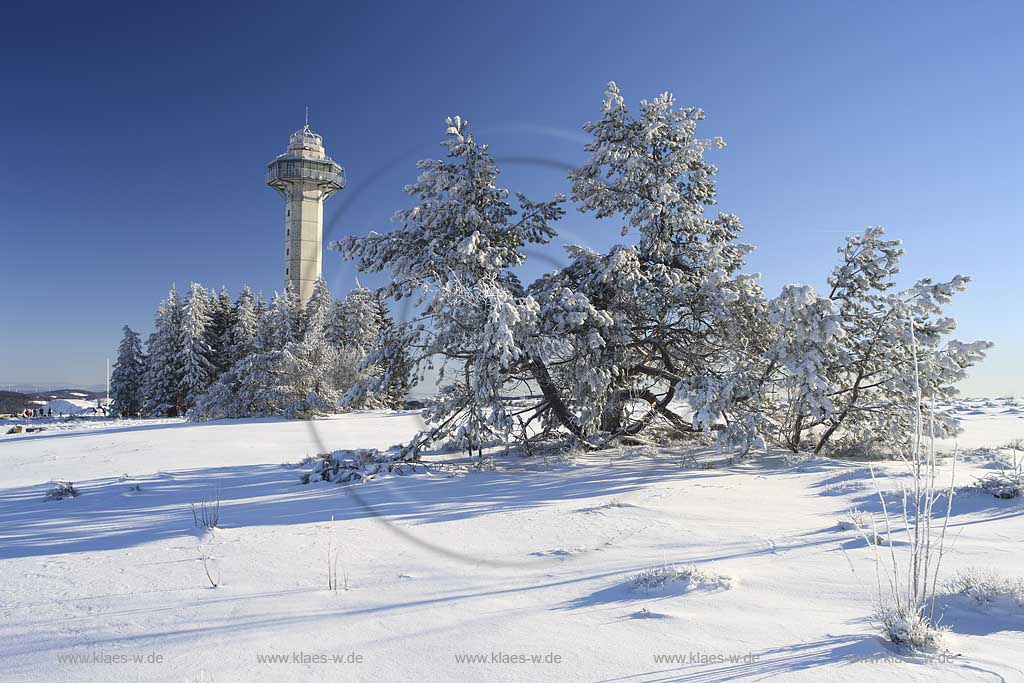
324;296;347;350
285;276;346;416
211;289;303;417
192;286;292;419
142;285;184;416
228;286;258;367
525;82;765;444
304;278;333;341
330;284;384;408
762;227;992;455
335;284;383;355
110;325;146;417
331;284;413;409
280;283;305;344
335;115;564;456
207;286;235;375
259;291;294;353
177;282;217;411
253;290;267;320
372;294;414;408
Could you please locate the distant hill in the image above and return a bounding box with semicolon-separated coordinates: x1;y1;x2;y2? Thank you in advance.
0;391;30;415
29;388;107;401
1;388;107;414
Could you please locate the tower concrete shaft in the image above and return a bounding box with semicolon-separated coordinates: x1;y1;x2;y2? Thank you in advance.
266;120;344;304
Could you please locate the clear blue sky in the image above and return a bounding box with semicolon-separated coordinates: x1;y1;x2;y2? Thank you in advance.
1;0;1020;396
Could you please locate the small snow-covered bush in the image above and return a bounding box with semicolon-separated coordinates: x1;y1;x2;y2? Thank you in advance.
302;448;423;484
976;446;1023;499
628;564;732;592
944;568;1024;607
45;481;79;500
827;436;892;461
874;604;948;650
837;508;874;532
977;473;1022;499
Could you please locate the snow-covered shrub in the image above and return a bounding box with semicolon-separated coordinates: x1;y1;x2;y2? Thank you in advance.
975;445;1023;499
302;449;425;484
837;509;874;532
45;481;79;500
874;603;948;650
826;436;893;461
944;567;1024;607
628;564;732;592
859;338;957;649
977;472;1022;499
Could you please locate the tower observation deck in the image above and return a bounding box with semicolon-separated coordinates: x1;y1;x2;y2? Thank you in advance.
266;117;344;304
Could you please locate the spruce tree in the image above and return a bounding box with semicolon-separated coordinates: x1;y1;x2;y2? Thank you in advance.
110;325;146;417
228;286;258;366
142;286;184;416
177;282;216;411
207;286;236;375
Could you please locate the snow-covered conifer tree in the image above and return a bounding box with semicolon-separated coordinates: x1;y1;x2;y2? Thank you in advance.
142;286;184;416
372;295;414;408
110;325;146;417
280;283;305;344
762;227;992;454
228;286;258;366
177;282;217;411
207;286;235;375
526;82;765;444
336;115;564;456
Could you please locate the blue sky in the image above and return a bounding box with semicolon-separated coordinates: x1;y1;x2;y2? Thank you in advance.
1;1;1020;396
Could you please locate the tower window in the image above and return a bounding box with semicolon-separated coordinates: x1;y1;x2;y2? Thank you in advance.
286;268;289;275
287;209;290;217
286;249;289;255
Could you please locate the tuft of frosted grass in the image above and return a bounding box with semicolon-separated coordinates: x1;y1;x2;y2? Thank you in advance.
628;564;732;593
874;604;948;650
837;509;874;532
944;568;1024;607
838;509;890;545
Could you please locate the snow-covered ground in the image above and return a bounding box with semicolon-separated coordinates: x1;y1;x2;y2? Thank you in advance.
0;402;1021;682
